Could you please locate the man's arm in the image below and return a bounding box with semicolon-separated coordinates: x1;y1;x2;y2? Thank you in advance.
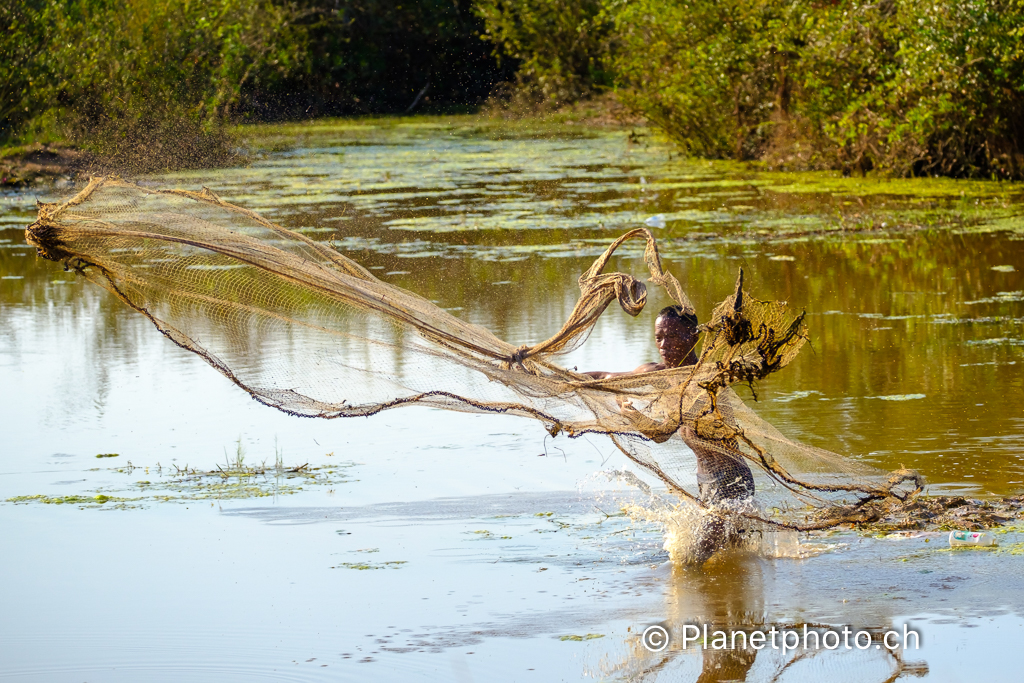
583;362;664;380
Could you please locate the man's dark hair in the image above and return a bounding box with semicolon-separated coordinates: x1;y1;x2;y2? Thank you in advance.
657;305;698;328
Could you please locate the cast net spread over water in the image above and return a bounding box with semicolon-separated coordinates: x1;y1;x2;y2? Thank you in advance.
26;177;920;533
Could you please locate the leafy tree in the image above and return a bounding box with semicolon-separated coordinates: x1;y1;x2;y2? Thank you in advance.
611;0;1024;178
474;0;611;106
0;0;49;140
2;0;305;167
611;0;801;159
271;0;511;117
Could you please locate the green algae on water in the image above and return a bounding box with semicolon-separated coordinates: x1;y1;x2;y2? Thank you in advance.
6;493;140;507
332;561;408;570
994;542;1024;556
4;457;357;510
224;115;1024;248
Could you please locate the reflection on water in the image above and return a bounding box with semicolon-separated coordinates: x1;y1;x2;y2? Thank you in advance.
2;117;1023;681
604;554;927;682
7;232;1024;492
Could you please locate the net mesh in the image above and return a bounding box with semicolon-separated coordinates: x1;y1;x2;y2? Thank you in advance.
26;177;921;536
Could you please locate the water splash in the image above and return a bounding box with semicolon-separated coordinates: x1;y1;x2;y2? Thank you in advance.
587;469;839;563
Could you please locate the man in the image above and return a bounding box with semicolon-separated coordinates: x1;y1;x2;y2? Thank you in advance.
585;305;755;562
584;305;700;379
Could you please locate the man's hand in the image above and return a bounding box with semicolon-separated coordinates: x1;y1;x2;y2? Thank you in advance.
583;370;612;380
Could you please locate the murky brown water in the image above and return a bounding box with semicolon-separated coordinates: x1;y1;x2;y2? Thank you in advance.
1;117;1023;681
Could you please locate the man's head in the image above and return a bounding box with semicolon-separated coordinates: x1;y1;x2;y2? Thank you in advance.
655;305;699;367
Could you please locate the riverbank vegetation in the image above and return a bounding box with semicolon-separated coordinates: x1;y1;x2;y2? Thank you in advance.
1;0;510;175
2;0;1022;179
611;0;1024;179
483;0;1024;179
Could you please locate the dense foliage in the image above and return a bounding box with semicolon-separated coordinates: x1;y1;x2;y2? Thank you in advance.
480;0;1024;178
612;0;1024;179
276;0;512;118
0;0;510;155
1;0;304;168
3;0;1022;177
473;0;611;106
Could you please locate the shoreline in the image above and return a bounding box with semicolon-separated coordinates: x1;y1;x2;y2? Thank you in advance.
0;143;92;187
0;99;640;188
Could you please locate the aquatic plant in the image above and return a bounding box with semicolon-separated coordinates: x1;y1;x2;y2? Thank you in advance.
4;451;356;509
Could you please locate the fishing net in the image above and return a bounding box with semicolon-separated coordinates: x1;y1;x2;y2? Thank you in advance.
26;177;920;535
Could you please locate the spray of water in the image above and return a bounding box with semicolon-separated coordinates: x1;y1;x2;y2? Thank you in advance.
590;468;839;564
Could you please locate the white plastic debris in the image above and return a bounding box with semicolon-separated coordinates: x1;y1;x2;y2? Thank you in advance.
948;530;997;547
644;214;666;229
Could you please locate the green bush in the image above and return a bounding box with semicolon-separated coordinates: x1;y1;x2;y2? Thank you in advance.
1;0;510;154
866;0;1024;178
5;0;1020;178
275;0;508;117
611;0;797;159
0;0;45;141
475;0;612;106
612;0;1024;178
1;0;305;169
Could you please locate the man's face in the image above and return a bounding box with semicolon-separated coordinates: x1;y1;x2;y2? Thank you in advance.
655;315;697;367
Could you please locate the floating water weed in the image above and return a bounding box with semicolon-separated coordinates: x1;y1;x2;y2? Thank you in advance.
4;449;356;509
6;493;141;508
994;543;1024;556
560;633;604;641
964;291;1024;305
332;561;407;570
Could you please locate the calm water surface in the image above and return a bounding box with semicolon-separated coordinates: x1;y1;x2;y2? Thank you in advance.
1;117;1023;681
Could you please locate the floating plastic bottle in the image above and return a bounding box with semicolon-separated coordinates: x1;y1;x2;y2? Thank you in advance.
948;530;997;547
